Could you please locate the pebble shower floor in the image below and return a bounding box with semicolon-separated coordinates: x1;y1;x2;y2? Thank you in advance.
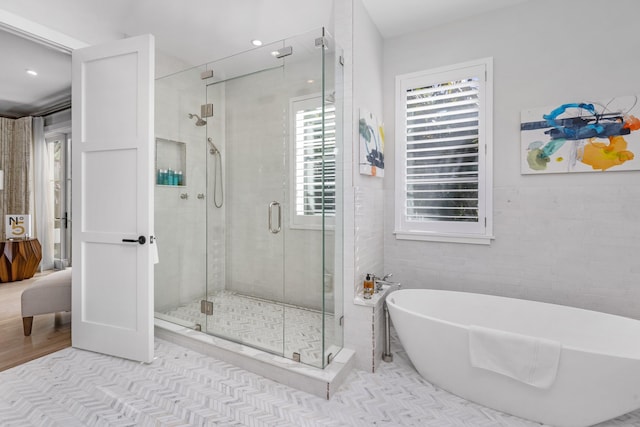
161;290;336;367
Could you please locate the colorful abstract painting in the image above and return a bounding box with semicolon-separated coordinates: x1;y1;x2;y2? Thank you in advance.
521;96;640;174
359;109;385;177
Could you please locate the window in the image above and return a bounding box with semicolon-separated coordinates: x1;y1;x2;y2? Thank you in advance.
45;132;72;268
394;58;493;244
290;94;336;229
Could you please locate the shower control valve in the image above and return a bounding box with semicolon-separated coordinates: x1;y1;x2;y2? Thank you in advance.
180;193;189;199
197;193;205;199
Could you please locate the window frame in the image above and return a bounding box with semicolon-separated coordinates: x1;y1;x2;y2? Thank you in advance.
289;93;336;231
394;57;494;245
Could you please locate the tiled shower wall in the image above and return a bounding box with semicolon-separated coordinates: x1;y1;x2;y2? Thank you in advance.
154;66;208;312
337;0;387;372
156;40;338;314
205;81;226;295
222;55;335;311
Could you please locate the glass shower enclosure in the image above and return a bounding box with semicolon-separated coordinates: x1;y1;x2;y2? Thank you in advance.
154;28;343;369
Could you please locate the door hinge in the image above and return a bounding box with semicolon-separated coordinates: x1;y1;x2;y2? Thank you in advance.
275;46;293;58
339;55;344;66
292;352;301;362
200;300;213;315
339;316;344;327
315;36;328;49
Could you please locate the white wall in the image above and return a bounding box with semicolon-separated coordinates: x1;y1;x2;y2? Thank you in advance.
352;0;385;290
0;1;125;46
156;52;195;80
340;0;386;371
383;0;640;318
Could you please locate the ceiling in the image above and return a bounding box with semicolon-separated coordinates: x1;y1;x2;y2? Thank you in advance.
0;0;528;118
0;28;71;118
361;0;529;39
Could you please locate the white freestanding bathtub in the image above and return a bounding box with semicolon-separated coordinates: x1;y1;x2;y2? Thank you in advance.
386;289;640;427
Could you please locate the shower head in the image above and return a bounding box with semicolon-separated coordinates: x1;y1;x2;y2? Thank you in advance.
188;113;207;126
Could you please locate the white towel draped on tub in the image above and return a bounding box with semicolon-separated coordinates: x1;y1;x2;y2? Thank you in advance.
468;325;562;389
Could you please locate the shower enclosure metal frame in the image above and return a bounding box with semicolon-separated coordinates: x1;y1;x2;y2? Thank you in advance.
154;28;343;369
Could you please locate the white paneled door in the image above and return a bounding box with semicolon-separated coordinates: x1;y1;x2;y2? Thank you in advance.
71;35;155;363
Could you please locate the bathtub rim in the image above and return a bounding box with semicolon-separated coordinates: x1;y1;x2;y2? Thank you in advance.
386;287;640;360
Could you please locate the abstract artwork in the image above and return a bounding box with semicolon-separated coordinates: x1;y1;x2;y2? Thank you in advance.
359;109;385;177
520;96;640;174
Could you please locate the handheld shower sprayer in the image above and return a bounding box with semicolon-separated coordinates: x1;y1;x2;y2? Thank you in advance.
188;113;207;126
208;137;223;208
207;137;219;155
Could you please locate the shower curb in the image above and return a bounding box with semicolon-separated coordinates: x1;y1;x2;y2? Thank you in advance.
155;318;355;399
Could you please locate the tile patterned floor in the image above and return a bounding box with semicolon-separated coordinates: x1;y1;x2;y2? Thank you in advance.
161;291;336;367
1;332;640;426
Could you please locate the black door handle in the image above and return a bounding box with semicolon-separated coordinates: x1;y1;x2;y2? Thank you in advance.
122;236;146;245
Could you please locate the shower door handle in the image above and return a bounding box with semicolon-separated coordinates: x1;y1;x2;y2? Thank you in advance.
268;201;281;234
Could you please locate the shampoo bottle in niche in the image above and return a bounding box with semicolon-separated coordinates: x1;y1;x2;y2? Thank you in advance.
363;273;374;299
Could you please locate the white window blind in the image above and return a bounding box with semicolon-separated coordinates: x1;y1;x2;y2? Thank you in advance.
405;78;480;222
395;59;493;244
291;95;336;229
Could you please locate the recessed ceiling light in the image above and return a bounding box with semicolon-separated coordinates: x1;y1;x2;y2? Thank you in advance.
26;69;38;76
251;39;263;47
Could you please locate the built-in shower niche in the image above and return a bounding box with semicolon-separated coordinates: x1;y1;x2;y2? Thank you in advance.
156;137;187;186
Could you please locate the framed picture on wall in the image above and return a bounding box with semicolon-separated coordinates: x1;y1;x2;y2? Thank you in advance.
521;95;640;174
359;108;385;177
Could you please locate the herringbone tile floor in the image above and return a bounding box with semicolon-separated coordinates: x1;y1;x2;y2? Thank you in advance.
1;332;640;426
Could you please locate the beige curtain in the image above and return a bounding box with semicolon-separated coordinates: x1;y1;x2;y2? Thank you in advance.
0;117;33;239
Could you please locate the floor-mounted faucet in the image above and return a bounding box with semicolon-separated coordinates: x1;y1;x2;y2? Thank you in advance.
373;273;401;363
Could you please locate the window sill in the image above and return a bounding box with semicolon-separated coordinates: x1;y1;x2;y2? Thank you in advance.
394;231;494;245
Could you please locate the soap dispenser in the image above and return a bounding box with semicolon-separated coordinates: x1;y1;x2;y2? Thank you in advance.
363;273;374;299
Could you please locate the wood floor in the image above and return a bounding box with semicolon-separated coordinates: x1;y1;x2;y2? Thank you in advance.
0;272;71;372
